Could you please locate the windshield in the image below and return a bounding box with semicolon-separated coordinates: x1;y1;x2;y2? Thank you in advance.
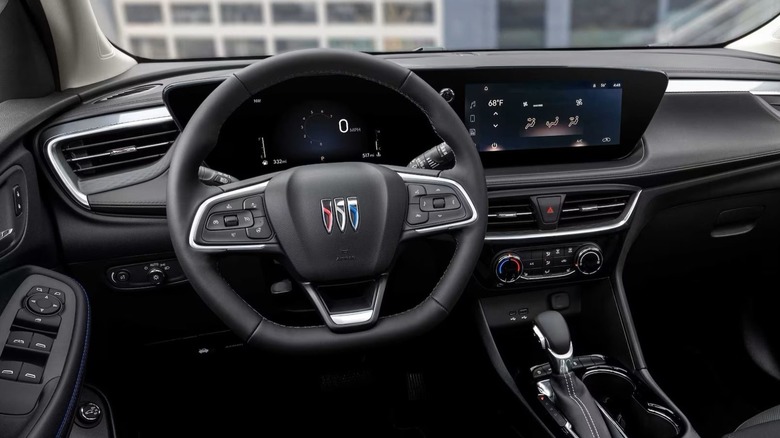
89;0;780;59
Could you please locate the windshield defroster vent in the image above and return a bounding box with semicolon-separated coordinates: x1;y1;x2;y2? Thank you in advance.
59;121;178;178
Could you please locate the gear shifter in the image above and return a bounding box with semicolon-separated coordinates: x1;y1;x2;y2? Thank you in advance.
533;311;613;438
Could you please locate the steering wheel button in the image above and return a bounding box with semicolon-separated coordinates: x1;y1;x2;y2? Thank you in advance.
406;205;428;225
243;196;266;216
209;199;242;214
427;208;466;225
247;218;273;240
202;229;252;243
432;198;446;209
223;215;239;227
423;184;455;195
443;194;461;210
237;211;255;227
407;184;426;203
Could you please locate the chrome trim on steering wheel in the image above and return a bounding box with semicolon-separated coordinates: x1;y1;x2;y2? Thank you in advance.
397;172;479;234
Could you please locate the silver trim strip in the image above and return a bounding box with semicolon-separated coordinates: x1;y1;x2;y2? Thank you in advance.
485;191;641;241
397;172;479;234
188;180;271;252
44;106;173;208
0;229;12;241
666;79;780;95
330;309;374;325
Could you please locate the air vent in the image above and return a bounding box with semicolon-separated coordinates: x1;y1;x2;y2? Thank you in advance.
559;192;632;226
60;121;178;178
94;84;161;103
488;196;538;232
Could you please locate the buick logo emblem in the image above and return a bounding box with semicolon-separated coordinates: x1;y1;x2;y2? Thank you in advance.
321;197;359;233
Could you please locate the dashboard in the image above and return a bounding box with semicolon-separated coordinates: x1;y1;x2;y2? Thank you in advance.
164;68;667;180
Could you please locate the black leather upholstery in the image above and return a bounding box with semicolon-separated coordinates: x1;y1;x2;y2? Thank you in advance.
725;406;780;438
550;372;612;438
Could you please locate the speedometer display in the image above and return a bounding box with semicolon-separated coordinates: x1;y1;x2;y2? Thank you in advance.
260;101;382;168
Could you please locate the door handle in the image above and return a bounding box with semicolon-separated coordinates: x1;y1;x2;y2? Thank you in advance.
0;228;12;241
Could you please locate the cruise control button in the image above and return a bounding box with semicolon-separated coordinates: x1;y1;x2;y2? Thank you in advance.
210;199;242;213
7;331;32;348
407;185;426;203
237;211;254;227
202;229;251;243
243;196;266;216
406;205;428;225
428;208;466;225
18;363;43;384
30;333;53;352
246;218;273;240
0;361;22;381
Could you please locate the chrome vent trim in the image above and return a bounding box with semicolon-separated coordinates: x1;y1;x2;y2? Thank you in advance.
485;190;641;241
44;107;173;208
487;196;537;232
559;192;632;225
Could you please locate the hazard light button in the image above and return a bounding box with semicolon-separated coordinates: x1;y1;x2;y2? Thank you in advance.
535;196;563;224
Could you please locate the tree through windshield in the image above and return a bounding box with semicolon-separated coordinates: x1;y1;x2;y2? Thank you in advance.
89;0;780;59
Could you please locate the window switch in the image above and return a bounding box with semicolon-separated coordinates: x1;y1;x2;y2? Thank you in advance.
30;333;53;352
18;363;43;384
13;185;22;216
6;330;33;348
0;361;22;381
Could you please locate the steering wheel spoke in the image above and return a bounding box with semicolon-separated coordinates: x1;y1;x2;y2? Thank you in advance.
300;274;388;331
188;179;281;254
398;171;479;241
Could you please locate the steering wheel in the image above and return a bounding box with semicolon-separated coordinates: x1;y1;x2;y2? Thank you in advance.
167;49;487;353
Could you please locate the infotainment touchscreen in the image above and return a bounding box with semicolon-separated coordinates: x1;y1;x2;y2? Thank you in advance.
464;81;622;152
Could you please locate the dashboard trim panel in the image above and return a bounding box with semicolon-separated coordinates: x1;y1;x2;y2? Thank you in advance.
485;190;641;241
666;79;780;94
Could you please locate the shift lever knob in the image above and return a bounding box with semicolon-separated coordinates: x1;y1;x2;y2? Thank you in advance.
533;310;574;374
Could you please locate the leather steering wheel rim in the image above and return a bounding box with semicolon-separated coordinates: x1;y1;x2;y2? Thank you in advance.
167;49;487;353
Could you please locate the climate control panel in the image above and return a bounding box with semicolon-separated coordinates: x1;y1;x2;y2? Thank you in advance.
491;243;603;283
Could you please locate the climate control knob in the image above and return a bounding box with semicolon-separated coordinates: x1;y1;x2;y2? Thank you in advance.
494;253;523;283
575;245;603;275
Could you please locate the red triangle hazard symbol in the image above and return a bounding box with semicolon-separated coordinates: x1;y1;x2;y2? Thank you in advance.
546;206;554;214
